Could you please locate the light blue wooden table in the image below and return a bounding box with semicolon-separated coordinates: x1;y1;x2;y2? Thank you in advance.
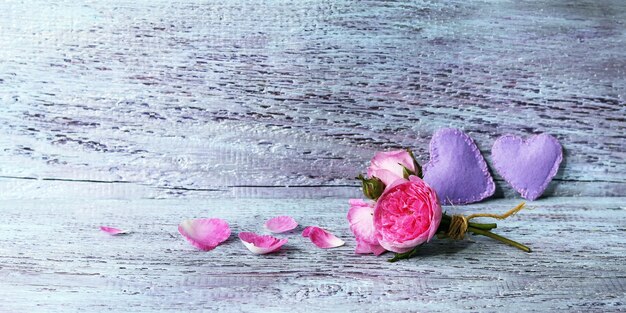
0;1;624;312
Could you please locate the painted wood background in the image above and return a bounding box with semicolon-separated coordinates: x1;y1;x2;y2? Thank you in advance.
0;0;624;199
1;198;625;312
0;0;625;312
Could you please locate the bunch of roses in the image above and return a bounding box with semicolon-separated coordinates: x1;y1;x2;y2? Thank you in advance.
348;150;530;262
101;216;346;254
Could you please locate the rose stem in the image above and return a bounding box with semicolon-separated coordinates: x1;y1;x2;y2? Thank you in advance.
441;214;497;230
467;226;532;253
467;222;497;230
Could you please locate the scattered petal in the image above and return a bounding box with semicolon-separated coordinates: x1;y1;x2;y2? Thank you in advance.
100;226;129;235
302;226;314;237
178;218;231;251
302;226;345;249
238;232;287;254
265;216;298;233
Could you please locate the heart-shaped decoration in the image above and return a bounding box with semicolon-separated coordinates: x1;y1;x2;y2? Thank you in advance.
491;133;562;201
423;128;495;205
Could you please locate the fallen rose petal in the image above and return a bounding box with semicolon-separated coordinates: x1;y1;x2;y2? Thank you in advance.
178;218;231;251
302;226;345;249
100;226;129;235
265;216;298;233
238;232;287;254
302;226;314;237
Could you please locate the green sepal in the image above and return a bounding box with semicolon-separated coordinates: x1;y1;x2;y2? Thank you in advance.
401;164;413;179
356;174;385;200
406;148;423;179
388;246;420;262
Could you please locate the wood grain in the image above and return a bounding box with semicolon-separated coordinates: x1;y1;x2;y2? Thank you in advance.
0;0;625;199
1;2;624;311
0;196;624;312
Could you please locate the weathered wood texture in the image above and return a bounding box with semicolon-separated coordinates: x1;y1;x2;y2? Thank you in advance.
1;0;625;199
2;2;624;311
0;197;624;312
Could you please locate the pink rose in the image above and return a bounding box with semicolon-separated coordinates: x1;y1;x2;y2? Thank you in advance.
373;176;442;253
347;199;386;256
367;150;416;186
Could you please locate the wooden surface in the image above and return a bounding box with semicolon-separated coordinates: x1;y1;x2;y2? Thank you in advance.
1;197;625;312
1;0;625;312
0;0;624;199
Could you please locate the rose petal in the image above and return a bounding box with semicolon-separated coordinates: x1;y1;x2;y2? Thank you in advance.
369;169;405;187
302;226;314;237
355;239;386;256
178;218;231;251
367;150;415;186
264;216;298;233
347;199;377;244
238;232;287;254
302;226;345;249
100;226;129;235
347;199;387;256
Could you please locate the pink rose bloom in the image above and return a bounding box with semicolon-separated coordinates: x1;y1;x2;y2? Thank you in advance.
373;176;442;253
367;150;415;186
347;199;386;256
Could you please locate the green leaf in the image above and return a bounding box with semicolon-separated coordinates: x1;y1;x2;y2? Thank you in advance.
388;246;420;262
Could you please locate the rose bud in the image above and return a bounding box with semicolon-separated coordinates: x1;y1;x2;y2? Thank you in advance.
357;174;385;200
367;149;422;186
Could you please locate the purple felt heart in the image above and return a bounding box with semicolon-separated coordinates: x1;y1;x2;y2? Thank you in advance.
423;128;495;205
491;133;563;201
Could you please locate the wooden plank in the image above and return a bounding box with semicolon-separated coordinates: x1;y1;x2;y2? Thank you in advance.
0;196;624;312
0;0;624;198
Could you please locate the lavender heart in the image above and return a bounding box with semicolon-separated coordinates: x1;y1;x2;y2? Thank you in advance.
423;128;495;205
491;133;563;201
